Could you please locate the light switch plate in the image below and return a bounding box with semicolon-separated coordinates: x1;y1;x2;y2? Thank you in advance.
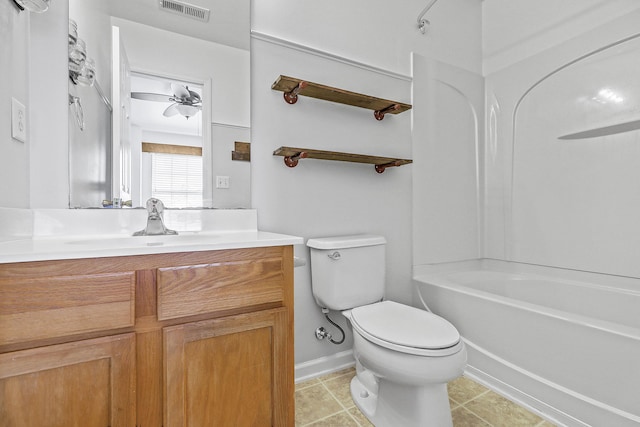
216;175;230;189
11;97;26;143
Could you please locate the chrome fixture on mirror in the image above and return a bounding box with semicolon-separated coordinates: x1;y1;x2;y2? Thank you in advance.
68;94;84;131
12;0;50;13
68;20;96;87
133;198;178;236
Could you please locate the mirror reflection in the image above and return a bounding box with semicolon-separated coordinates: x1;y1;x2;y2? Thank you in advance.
68;0;250;209
131;73;204;208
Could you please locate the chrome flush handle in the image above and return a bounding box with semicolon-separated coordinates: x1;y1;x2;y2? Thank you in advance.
327;251;341;260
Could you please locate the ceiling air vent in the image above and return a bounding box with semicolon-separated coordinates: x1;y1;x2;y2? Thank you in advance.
159;0;210;22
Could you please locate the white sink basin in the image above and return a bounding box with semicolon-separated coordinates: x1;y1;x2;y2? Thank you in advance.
65;233;222;248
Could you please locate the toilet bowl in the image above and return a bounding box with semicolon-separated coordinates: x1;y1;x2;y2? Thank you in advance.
307;235;467;427
345;301;467;426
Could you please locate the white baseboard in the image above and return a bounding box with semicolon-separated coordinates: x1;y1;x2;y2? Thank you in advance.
295;350;355;383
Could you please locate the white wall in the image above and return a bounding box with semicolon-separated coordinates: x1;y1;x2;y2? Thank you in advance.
1;2;31;208
252;0;482;76
251;0;482;368
252;37;414;364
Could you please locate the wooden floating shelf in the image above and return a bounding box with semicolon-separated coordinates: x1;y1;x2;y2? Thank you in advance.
273;146;412;174
271;75;412;121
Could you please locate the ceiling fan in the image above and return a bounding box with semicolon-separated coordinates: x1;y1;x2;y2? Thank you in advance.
131;83;202;119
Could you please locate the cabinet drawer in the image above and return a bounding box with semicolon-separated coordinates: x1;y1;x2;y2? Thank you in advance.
157;253;285;321
0;272;135;346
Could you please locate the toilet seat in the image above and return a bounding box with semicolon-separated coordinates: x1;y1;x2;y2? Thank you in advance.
349;301;463;357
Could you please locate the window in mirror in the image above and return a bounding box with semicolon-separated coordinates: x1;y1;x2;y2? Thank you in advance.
150;151;203;208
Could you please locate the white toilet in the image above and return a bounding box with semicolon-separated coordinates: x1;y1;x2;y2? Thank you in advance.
307;235;467;427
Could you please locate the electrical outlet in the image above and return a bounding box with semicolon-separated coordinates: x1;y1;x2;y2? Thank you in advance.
11;98;26;143
216;176;230;189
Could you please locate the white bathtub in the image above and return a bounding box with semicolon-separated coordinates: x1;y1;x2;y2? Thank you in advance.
413;261;640;427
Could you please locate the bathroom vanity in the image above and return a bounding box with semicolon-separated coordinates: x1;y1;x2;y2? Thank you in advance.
0;214;300;426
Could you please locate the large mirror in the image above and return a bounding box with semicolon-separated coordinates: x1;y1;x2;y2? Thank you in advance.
68;0;250;209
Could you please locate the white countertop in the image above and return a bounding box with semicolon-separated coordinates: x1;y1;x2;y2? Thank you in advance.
0;231;303;264
0;208;303;264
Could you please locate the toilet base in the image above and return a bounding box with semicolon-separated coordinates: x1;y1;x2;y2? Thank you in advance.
350;376;378;420
351;373;454;427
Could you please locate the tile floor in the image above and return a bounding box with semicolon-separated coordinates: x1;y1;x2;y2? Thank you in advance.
295;368;556;427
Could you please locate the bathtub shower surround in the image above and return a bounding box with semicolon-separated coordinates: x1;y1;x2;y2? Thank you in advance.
408;11;640;427
414;260;640;427
484;11;640;275
506;31;640;279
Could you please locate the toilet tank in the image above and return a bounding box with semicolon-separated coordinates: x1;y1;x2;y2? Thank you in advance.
307;235;386;310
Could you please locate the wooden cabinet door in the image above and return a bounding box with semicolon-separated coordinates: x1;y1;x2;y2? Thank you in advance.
0;333;136;427
164;308;291;427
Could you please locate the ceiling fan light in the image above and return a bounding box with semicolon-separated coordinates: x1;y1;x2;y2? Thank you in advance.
13;0;50;13
175;104;200;118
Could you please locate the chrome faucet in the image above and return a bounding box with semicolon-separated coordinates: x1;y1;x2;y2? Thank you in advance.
133;198;178;236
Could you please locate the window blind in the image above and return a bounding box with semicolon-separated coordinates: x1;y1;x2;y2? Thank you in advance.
151;152;203;208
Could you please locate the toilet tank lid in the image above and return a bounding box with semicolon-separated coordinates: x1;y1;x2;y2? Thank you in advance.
307;234;386;250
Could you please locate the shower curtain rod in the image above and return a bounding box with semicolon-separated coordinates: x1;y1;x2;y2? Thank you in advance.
417;0;439;34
